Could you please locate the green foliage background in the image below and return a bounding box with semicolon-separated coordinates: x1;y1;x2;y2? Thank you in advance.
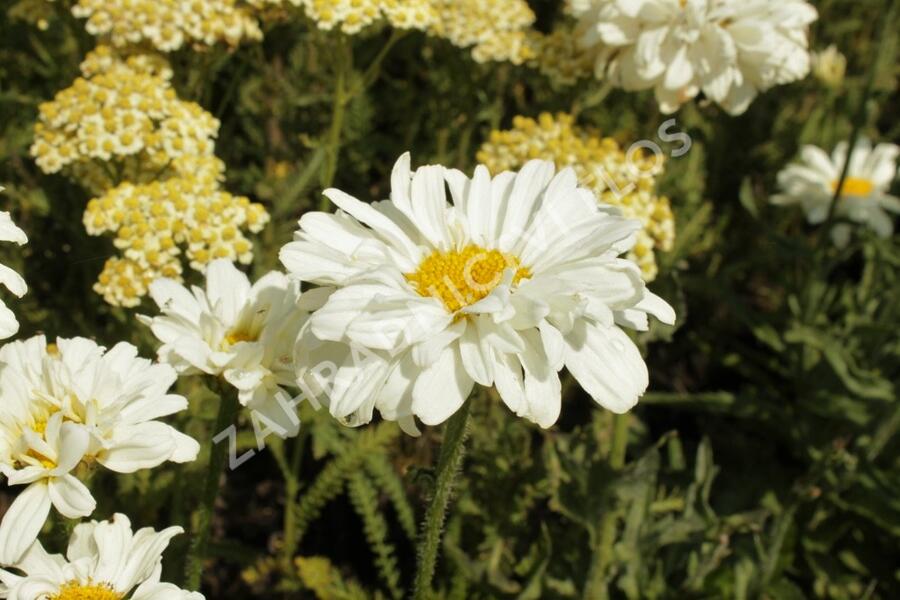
0;0;898;598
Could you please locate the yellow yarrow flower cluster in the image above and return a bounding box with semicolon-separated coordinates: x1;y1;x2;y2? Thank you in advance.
85;176;270;307
291;0;436;34
31;47;221;193
526;27;595;86
71;0;263;51
427;0;536;64
78;44;174;81
284;0;535;64
477;113;675;281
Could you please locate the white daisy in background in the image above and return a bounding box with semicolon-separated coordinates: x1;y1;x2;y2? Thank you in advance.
0;188;28;339
772;139;900;247
568;0;818;114
140;260;318;435
280;153;675;435
0;513;203;599
0;336;199;565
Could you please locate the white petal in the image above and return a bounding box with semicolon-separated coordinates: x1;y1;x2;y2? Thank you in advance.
322;188;421;261
48;475;96;519
97;422;179;473
411;346;475;426
564;322;648;413
409;165;451;249
459;318;493;386
0;483;52;565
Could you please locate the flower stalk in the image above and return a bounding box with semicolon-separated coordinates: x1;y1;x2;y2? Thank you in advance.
184;382;241;591
412;399;472;599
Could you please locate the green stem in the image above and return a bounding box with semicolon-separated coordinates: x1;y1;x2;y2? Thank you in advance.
184;384;241;591
412;400;472;600
351;29;407;97
319;30;405;211
278;429;307;572
320;36;350;206
583;412;630;600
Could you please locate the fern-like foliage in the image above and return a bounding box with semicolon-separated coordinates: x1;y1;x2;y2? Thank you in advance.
293;421;400;546
347;473;404;599
364;453;418;543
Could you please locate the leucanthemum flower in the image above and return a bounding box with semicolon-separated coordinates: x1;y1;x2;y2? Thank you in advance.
0;336;199;565
0;189;28;339
0;513;202;599
772;139;900;247
569;0;818;114
140;260;317;435
280;153;675;435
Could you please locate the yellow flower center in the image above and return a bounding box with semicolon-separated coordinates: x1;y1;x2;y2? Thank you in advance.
26;448;56;469
51;582;121;600
832;177;874;197
224;329;259;346
405;245;531;313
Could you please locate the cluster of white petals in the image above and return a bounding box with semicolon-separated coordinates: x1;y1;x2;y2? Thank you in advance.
0;513;202;599
281;154;675;435
0;189;28;340
140;260;317;434
773;139;900;247
0;336;198;565
569;0;818;114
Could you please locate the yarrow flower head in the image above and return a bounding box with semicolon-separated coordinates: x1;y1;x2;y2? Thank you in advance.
772;138;900;247
568;0;818;114
0;188;28;340
477;113;674;280
0;513;203;599
84;177;270;307
427;0;536;64
0;336;199;565
30;47;221;193
71;0;262;51
140;260;319;435
526;26;597;87
287;0;535;64
280;153;675;435
290;0;437;34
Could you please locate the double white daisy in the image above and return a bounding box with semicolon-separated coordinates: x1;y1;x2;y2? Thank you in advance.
772;139;900;247
0;513;202;599
140;260;319;436
280;153;675;435
569;0;818;114
0;336;199;565
0;188;27;339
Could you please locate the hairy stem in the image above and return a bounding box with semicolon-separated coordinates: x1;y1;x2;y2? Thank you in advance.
184;383;241;591
412;400;472;599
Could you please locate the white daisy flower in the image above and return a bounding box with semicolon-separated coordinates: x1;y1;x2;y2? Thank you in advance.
140;260;320;436
569;0;818;114
0;188;28;340
0;336;199;565
772;138;900;247
279;153;675;435
0;513;203;599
